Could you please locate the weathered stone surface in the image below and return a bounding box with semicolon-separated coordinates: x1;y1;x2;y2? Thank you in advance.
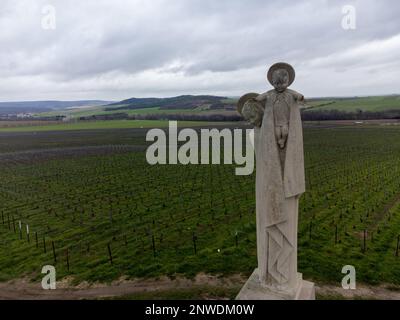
236;62;315;300
236;269;315;300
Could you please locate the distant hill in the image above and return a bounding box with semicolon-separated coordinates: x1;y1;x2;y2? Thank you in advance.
107;94;400;113
0;100;113;115
26;94;400;121
105;95;230;111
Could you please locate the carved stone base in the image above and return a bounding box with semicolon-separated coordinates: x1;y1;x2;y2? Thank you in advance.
236;269;315;300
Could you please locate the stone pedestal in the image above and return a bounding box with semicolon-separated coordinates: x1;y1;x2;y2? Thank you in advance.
236;269;315;300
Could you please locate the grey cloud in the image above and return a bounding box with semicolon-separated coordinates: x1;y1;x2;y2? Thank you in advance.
0;0;400;100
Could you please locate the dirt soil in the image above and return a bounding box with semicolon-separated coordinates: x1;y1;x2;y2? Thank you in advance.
1;274;400;300
0;273;243;300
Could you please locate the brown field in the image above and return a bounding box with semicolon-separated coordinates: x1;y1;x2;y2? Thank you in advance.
0;120;61;128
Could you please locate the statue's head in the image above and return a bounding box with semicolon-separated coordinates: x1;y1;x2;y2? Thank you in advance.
271;69;290;93
267;62;295;92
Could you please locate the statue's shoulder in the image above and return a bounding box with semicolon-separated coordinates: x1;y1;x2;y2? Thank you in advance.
256;89;275;101
265;89;276;97
285;88;304;102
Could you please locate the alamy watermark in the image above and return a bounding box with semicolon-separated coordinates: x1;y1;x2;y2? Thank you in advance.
146;121;255;175
41;265;56;290
341;5;356;30
341;265;356;289
41;4;56;30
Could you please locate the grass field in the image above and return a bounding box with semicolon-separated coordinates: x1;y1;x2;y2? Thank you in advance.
34;95;400;120
0;120;226;132
39;106;209;118
1;122;400;288
306;95;400;112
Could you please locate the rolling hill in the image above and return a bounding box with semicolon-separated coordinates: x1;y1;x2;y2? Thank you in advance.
26;94;400;120
105;95;232;111
34;95;237;119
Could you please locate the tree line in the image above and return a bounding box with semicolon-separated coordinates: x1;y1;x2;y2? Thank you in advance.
78;109;400;122
301;109;400;121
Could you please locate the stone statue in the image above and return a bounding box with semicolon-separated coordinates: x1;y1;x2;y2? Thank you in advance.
236;62;315;300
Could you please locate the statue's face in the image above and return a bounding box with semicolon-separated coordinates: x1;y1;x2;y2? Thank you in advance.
272;69;289;92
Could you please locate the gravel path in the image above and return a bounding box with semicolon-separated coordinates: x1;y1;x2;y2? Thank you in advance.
1;274;400;300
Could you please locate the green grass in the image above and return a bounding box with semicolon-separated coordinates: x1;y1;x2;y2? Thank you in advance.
1;124;400;287
70;106;207;118
38;95;400;118
38;105;227;119
0;120;225;132
306;95;400;112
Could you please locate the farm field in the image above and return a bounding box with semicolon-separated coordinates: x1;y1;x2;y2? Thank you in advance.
33;95;400;121
1;122;400;290
0;120;60;129
0;120;226;133
36;96;238;119
38;107;207;119
306;95;400;112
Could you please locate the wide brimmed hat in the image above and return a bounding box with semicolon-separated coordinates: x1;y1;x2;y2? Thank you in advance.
237;92;259;115
267;62;295;86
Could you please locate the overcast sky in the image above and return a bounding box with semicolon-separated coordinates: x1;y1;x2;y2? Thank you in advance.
0;0;399;101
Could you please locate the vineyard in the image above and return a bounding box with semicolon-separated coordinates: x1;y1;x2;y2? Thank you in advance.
1;123;400;286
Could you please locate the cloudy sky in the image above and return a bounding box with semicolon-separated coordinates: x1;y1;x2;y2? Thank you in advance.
0;0;399;101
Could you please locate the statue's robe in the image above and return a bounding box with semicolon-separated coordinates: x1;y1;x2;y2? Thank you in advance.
254;88;305;290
